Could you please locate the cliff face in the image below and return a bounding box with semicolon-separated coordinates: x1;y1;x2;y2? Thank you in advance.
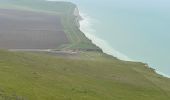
71;7;103;52
73;7;82;28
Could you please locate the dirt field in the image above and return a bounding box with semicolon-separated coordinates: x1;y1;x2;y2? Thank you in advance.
0;9;69;49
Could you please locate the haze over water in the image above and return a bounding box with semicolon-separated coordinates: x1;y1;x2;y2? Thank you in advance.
48;0;170;77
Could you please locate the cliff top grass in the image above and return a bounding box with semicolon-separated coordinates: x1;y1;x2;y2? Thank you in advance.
0;50;170;100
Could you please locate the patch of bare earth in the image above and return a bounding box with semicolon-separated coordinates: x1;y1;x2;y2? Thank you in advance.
0;9;69;49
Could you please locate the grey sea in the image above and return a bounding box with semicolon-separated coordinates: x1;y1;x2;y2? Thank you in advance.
48;0;170;77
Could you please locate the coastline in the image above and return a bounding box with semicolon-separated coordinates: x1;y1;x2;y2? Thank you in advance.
77;9;170;78
47;0;170;78
78;12;132;61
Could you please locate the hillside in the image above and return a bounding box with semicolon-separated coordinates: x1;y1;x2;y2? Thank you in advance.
0;50;170;100
0;9;69;49
0;0;100;50
0;0;170;100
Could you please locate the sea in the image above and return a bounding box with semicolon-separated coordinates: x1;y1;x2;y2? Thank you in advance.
47;0;170;77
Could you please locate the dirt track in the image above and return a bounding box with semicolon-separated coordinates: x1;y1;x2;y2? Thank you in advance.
0;9;69;49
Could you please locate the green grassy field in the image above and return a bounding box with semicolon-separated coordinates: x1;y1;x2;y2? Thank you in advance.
0;50;170;100
0;0;170;100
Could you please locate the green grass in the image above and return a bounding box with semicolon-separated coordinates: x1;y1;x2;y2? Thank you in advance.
0;50;170;100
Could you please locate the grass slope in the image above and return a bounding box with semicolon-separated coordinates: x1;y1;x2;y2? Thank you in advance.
0;50;170;100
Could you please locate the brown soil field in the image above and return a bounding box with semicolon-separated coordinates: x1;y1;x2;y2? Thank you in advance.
0;9;69;49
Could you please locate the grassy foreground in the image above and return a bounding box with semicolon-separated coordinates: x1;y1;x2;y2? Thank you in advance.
0;50;170;100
